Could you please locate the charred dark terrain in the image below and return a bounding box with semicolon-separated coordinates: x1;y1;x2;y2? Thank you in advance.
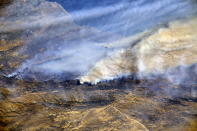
0;0;197;130
0;72;196;130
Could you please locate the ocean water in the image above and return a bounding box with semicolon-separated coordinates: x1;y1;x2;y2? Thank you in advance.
49;0;197;36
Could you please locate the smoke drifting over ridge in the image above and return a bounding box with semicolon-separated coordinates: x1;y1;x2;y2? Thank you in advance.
65;0;197;36
3;0;197;83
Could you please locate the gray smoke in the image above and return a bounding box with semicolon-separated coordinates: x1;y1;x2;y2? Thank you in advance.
5;0;197;82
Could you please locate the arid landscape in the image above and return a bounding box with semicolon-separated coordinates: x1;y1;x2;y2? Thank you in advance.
0;0;197;130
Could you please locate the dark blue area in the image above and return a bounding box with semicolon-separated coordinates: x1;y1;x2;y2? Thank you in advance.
47;0;195;36
47;0;158;12
47;0;144;35
48;0;124;11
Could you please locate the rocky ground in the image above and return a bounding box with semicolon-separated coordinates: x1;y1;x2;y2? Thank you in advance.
0;74;196;130
0;0;197;130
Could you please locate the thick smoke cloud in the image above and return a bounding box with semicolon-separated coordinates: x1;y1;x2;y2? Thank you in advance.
5;0;197;82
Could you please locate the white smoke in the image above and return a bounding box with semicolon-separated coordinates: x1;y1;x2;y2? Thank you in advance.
4;0;197;82
69;0;197;36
